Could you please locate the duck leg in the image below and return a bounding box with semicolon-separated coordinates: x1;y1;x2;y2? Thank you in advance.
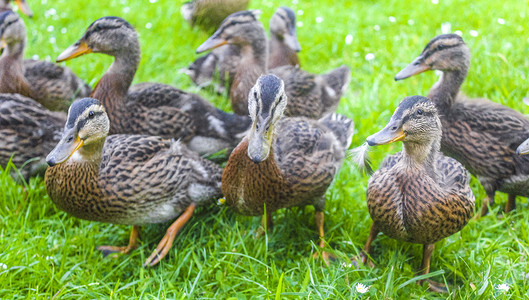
97;225;140;256
419;243;449;293
352;224;378;268
478;191;495;217
312;210;335;266
144;203;196;267
504;194;516;213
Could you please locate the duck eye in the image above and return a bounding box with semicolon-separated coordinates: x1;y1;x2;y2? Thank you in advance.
88;111;95;119
417;109;423;115
437;44;445;50
67;136;73;143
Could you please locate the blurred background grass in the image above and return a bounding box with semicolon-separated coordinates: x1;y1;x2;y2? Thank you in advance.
0;0;528;298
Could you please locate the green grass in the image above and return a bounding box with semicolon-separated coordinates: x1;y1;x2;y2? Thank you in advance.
1;0;528;298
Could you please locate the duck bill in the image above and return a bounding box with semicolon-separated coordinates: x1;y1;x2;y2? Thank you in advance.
366;121;405;146
394;56;429;81
516;139;529;155
46;130;84;167
57;40;92;62
15;0;33;18
285;31;301;52
0;39;6;50
247;119;273;163
196;35;227;53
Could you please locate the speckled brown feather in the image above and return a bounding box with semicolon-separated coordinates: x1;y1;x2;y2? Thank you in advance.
398;34;529;201
198;11;350;117
0;11;90;112
181;0;250;32
222;115;353;215
0;93;65;178
368;152;474;244
45;134;223;225
71;17;250;155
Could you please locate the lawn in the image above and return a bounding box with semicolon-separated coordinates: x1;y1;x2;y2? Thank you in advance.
1;0;528;298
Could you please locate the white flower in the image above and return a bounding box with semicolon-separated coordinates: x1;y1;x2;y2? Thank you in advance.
388;16;396;23
297;10;304;16
296;21;303;28
61;28;67;34
469;30;478;37
44;8;56;18
441;22;451;34
497;283;510;292
431;0;439;4
47;25;54;32
122;6;130;13
32;54;39;60
316;17;323;23
292;0;298;4
145;23;152;29
149;0;157;3
373;25;380;31
497;18;505;25
345;34;353;45
408;19;415;25
356;283;370;294
341;262;353;268
365;53;375;61
0;263;7;269
454;30;463;36
49;37;56;44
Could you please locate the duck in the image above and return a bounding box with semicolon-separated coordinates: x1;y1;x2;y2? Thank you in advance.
56;16;251;156
0;0;32;17
221;74;354;264
45;97;223;267
361;95;474;292
395;33;529;217
0;11;91;111
181;0;250;33
196;10;350;117
0;93;65;179
183;7;300;93
268;6;301;69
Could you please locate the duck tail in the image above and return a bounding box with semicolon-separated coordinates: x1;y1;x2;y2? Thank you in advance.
320;113;354;150
320;65;351;105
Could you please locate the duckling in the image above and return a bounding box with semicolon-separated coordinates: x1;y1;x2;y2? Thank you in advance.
0;93;65;179
45;98;223;266
184;7;300;92
0;11;91;111
57;16;250;156
0;0;32;17
181;0;250;33
268;6;301;69
361;96;474;292
196;10;350;117
221;74;354;264
395;34;529;216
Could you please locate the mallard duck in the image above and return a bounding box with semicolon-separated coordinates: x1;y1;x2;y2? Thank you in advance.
184;7;300;92
181;0;250;33
221;74;354;263
56;16;250;155
395;34;529;217
0;93;65;179
0;11;91;111
196;10;350;117
268;6;300;69
45;98;223;266
361;96;474;292
0;0;32;17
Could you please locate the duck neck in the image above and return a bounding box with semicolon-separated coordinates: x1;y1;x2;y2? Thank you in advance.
91;45;140;132
45;139;106;222
0;39;34;98
428;65;468;112
230;36;268;114
402;136;441;181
